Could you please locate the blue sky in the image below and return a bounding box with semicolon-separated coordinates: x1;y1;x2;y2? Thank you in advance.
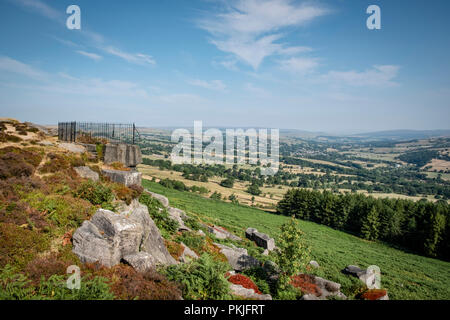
0;0;449;132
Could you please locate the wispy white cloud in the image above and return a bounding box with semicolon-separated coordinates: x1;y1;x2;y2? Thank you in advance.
187;79;226;91
103;46;156;65
0;56;47;80
279;56;319;74
197;0;328;69
10;0;63;22
320;65;400;87
76;50;103;61
244;83;270;97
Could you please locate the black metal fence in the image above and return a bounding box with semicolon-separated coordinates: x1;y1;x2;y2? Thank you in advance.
58;122;139;144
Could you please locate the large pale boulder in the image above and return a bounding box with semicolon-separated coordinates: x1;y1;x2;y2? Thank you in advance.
72;201;177;270
72;209;143;267
102;168;142;187
59;142;86;154
214;243;259;271
74;166;99;182
245;227;275;251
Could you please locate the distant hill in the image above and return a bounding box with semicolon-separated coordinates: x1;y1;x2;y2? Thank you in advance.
350;129;450;141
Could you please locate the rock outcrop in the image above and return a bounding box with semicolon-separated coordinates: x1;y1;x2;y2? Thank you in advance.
72;200;176;271
342;265;377;287
104;143;142;167
168;207;191;232
292;273;347;300
208;225;242;241
245;228;275;251
178;242;199;263
58;142;86;154
145;190;169;208
101;168;142;187
214;243;259;271
74;166;99;182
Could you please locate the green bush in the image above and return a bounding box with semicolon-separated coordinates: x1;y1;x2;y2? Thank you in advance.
73;180;114;208
139;193;178;237
163;253;231;300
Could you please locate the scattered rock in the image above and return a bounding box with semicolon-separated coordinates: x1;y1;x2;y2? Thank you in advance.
146;190;169;208
309;260;320;268
291;273;347;300
214;243;259;271
301;294;320;300
101;168;142;187
245;227;275;251
197;230;206;237
74;166;99;182
168;207;191;232
229;284;272;300
39;141;54;146
104;143;142;167
179;242;199;263
58;142;86;154
262;249;269;256
342;265;377;287
208;225;242;241
122;252;155;273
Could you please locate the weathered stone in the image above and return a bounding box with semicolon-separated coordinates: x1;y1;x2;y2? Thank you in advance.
245;227;275;251
72;209;143;267
39;141;54;146
104;143;142;167
214;243;259;271
295;273;346;300
59;142;86;153
73;201;177;270
179;242;199;263
121;200;177;266
72;220;121;267
208;225;242;241
309;260;320;268
229;284;272;300
122;252;155;273
342;265;374;286
301;294;320;300
168;207;191;232
102;168;142;187
197;230;206;237
74;166;99;182
145;190;169;208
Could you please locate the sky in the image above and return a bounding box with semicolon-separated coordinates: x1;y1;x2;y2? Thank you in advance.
0;0;449;133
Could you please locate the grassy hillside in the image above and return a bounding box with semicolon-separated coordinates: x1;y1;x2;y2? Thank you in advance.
142;179;450;300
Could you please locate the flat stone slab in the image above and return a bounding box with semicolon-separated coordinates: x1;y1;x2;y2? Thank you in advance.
102;168;142;187
245;227;275;251
59;143;86;153
74;166;99;182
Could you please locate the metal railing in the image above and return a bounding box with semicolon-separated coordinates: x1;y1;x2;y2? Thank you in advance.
58;122;140;144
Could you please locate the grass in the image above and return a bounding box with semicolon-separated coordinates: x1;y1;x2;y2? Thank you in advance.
142;179;450;300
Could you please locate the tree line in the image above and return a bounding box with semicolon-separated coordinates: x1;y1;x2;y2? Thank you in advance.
277;189;450;261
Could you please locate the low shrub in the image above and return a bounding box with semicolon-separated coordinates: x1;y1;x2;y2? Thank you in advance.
163;253;231;300
290;274;322;297
0;223;50;270
139;193;178;236
175;232;205;255
112;183;143;205
226;273;261;294
73;180;114;208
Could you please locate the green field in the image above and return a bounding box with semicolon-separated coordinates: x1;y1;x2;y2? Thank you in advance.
142;179;450;300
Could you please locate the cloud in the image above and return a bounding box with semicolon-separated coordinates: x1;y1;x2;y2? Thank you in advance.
0;56;47;80
10;0;63;22
321;65;400;87
187;79;226;91
244;83;270;97
103;46;156;65
279;57;319;74
197;0;328;69
76;50;103;61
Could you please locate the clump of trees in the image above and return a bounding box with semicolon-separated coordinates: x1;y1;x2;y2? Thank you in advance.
277;189;450;260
